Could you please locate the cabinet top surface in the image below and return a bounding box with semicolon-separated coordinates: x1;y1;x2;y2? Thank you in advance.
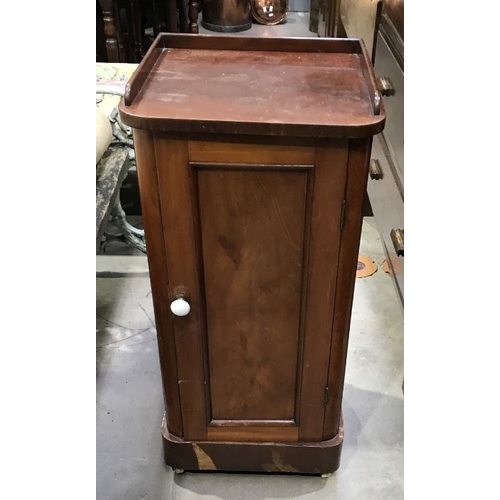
119;34;385;138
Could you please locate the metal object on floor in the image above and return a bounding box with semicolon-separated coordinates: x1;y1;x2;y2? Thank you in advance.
96;147;130;251
103;195;146;254
96;95;146;255
251;0;288;25
201;0;252;32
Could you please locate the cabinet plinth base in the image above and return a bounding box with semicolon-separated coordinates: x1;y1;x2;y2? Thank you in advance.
161;416;344;475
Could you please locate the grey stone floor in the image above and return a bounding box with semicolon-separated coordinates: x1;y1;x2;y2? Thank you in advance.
96;217;404;500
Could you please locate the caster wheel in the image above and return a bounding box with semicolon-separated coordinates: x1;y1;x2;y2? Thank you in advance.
321;472;334;478
173;468;185;474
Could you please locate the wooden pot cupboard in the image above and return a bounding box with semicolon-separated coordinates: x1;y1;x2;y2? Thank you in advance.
119;33;385;475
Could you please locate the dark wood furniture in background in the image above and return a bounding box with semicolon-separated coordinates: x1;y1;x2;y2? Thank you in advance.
99;0;133;62
119;34;385;474
97;0;201;63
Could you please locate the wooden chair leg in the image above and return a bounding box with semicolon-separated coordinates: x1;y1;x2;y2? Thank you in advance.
188;0;199;33
98;0;121;61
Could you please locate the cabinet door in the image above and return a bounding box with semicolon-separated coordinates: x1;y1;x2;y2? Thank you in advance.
154;136;348;442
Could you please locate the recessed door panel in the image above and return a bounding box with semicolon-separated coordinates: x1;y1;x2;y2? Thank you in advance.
195;166;309;420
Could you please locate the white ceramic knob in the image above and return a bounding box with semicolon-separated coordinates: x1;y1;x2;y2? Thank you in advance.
170;297;190;317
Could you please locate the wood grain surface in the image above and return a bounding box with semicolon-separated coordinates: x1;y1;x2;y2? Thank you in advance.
195;166;309;420
119;35;385;138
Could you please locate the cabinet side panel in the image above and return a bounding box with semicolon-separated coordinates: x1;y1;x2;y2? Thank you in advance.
133;129;183;437
297;142;349;441
196;167;308;420
323;138;372;439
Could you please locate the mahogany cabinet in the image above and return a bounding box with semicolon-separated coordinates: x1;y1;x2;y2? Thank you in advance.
119;34;385;474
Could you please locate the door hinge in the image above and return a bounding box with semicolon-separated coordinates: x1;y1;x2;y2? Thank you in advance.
340;199;346;232
323;386;330;407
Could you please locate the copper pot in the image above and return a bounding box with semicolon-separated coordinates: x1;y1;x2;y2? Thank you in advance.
251;0;288;25
201;0;253;32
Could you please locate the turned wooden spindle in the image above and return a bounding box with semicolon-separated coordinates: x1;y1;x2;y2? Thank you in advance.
188;0;199;33
98;0;120;62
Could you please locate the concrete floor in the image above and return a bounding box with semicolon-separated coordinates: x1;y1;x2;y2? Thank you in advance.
96;217;404;500
97;13;403;498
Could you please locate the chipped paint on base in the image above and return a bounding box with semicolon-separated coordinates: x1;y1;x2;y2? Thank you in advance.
262;450;300;473
192;443;217;470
